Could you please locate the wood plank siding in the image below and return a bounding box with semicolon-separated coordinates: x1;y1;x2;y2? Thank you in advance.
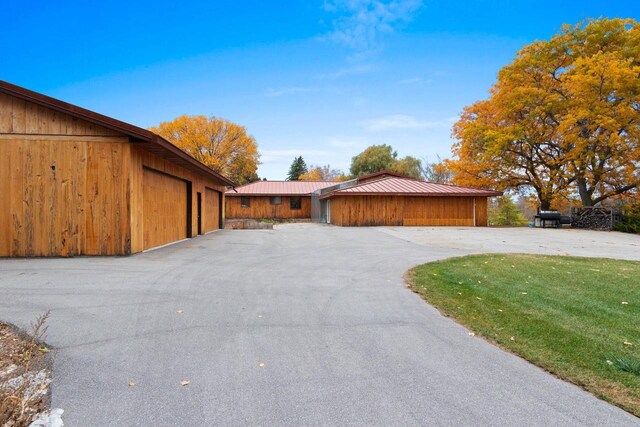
204;188;221;233
0;91;227;256
329;196;489;227
142;168;188;250
226;196;311;219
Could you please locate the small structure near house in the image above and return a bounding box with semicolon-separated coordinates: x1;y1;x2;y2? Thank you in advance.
0;81;234;257
534;211;563;228
316;172;502;226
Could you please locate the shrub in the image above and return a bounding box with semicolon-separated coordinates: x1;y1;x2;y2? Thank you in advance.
614;215;640;234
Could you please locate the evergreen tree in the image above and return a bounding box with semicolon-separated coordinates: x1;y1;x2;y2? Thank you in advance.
489;195;529;226
287;156;308;181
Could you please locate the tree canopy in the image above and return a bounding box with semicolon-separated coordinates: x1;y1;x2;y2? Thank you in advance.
299;164;347;181
150;115;260;185
448;18;640;209
350;144;422;179
287;156;308;181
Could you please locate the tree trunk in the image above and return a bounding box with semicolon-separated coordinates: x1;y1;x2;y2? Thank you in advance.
538;196;552;211
576;177;594;206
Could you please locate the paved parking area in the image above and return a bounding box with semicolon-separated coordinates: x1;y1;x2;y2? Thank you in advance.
0;225;638;426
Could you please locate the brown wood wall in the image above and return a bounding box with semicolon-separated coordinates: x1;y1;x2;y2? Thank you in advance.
204;188;221;233
329;196;489;227
226;196;311;219
142;168;187;250
1;92;227;256
127;147;226;252
474;197;488;227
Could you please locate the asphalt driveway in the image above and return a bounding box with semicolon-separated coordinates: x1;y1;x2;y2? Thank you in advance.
1;225;638;426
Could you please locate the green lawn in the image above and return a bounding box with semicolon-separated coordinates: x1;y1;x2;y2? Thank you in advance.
408;254;640;417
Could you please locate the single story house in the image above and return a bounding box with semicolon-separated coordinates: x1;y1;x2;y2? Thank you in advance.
227;171;501;226
226;180;336;220
0;81;234;257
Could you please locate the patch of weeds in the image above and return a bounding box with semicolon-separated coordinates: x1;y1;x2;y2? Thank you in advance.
608;356;640;376
0;311;52;427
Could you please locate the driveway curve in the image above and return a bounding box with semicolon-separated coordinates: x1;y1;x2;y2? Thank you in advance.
0;224;638;426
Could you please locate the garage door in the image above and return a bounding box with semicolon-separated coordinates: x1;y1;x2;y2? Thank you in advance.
143;168;187;249
403;197;475;226
204;188;221;233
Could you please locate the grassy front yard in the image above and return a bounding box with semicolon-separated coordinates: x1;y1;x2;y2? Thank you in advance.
408;254;640;417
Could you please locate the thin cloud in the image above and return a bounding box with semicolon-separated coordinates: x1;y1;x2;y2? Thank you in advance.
322;0;424;51
360;114;457;131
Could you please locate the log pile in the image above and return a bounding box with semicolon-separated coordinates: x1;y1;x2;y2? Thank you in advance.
571;207;621;230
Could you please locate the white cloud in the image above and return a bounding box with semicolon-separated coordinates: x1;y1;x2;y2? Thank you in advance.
359;114;457;131
322;0;424;51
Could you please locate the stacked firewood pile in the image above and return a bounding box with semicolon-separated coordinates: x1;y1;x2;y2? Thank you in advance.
571;207;622;230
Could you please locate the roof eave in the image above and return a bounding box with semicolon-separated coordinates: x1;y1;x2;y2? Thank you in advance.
0;80;236;187
226;193;312;197
320;191;502;199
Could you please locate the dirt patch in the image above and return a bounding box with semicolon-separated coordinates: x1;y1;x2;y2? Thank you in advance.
0;315;53;427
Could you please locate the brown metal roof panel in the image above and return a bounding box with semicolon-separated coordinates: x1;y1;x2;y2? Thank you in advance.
227;181;337;195
322;176;502;198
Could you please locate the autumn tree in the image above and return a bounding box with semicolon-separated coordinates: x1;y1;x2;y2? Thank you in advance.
420;155;454;183
299;164;346;181
449;18;640;209
150;115;260;185
350;144;422;179
287;156;308;181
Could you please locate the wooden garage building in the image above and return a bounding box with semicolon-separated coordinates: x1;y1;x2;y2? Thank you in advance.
319;172;501;226
226;181;336;220
0;81;233;257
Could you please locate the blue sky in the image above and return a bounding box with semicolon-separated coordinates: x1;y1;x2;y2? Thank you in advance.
3;1;638;179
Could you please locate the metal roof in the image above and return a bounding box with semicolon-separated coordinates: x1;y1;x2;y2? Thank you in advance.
320;176;502;198
0;80;235;186
227;181;337;196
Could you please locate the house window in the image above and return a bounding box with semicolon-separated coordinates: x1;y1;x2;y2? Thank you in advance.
270;196;281;205
290;196;302;210
241;196;250;208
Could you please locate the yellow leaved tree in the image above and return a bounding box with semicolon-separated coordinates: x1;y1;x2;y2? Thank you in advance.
448;18;640;209
150;115;260;185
